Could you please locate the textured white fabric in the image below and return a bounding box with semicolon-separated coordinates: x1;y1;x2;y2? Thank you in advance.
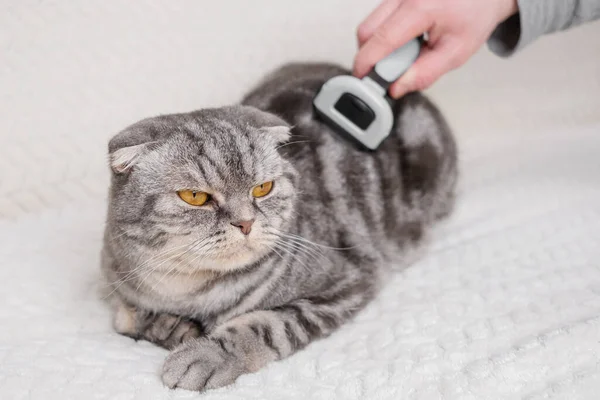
1;1;600;399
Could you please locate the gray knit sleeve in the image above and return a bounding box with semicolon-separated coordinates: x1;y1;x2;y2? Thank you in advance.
487;0;600;57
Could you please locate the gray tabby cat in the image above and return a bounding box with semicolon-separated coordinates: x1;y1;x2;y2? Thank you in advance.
100;62;458;391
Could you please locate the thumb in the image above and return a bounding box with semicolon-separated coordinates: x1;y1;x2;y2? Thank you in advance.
388;43;460;98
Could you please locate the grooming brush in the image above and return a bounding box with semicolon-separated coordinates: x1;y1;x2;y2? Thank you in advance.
313;37;422;150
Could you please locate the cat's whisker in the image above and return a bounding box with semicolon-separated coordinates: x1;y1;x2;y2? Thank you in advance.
274;239;332;277
270;247;285;261
116;238;203;291
147;239;220;293
270;229;358;251
271;241;313;274
259;232;326;264
277;238;326;263
156;240;224;288
282;235;328;256
266;230;331;258
137;236;218;293
282;233;354;251
104;241;194;287
146;256;191;294
275;140;312;150
101;242;199;300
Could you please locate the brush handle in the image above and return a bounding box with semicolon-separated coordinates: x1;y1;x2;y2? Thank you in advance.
365;37;422;91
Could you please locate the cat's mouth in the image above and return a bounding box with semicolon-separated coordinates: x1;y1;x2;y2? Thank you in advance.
206;237;270;268
163;231;273;273
221;240;266;258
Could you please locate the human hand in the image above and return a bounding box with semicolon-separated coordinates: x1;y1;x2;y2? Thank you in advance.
353;0;518;98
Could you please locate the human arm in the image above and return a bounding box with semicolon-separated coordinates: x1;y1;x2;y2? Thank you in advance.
353;0;600;99
489;0;600;56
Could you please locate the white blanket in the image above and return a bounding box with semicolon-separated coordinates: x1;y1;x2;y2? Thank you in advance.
2;2;600;399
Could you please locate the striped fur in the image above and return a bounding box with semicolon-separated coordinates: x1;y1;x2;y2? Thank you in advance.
100;62;458;391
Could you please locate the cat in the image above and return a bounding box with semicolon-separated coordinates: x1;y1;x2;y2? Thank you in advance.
100;62;458;391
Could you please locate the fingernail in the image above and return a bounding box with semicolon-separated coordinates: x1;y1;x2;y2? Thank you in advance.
390;83;406;99
352;58;370;78
401;67;416;85
391;69;415;98
352;64;364;78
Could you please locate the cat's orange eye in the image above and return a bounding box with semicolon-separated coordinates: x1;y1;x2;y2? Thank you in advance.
252;181;273;198
177;190;209;206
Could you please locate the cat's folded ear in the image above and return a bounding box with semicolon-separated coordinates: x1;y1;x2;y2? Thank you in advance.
107;122;160;174
231;105;291;144
109;142;157;174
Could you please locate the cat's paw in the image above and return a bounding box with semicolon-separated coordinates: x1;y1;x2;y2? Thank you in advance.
113;303;202;350
162;338;244;391
143;314;203;350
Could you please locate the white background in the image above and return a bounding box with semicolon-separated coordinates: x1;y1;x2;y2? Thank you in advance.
1;1;600;399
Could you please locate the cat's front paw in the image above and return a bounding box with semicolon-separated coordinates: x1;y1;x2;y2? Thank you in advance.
162;338;244;391
143;314;203;350
113;302;202;350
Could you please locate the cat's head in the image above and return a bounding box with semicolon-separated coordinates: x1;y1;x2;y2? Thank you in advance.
106;105;298;273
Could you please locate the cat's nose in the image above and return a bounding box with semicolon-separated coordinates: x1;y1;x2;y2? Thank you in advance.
231;219;254;235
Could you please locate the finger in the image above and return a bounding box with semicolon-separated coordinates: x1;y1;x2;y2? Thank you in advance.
352;2;433;78
388;42;461;98
356;0;404;47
